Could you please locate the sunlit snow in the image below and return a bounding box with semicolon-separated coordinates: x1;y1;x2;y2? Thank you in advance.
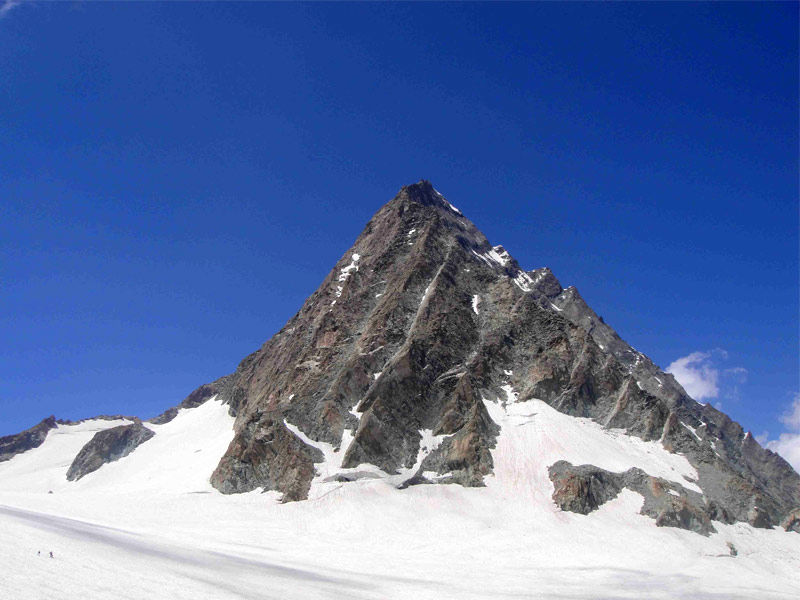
0;394;797;599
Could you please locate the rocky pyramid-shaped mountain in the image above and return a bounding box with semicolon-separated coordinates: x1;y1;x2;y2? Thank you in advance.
146;180;796;533
3;181;798;537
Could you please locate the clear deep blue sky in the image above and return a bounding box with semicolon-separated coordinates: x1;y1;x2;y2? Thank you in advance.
1;2;797;442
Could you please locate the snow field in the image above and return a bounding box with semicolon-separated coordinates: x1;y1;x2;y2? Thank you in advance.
1;393;798;599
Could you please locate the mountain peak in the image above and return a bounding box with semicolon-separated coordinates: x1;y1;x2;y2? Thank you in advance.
3;183;798;541
395;180;463;216
205;183;799;529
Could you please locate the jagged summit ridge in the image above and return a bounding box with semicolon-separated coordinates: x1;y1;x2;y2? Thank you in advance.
396;179;463;214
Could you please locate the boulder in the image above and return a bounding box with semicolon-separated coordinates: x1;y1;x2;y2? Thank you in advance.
66;421;154;481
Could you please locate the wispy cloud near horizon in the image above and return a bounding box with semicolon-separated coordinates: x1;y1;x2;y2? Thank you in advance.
0;1;20;18
669;350;799;473
666;349;748;408
666;351;720;401
763;393;800;473
0;0;25;19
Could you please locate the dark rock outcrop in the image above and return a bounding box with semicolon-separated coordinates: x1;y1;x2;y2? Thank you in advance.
549;461;623;514
66;421;155;481
210;414;322;502
780;508;800;533
0;416;57;462
549;460;715;535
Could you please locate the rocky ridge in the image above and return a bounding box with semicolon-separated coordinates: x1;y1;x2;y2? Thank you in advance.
0;416;57;463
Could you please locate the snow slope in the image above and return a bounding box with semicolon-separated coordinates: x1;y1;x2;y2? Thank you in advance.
0;398;234;496
0;396;798;599
485;385;702;495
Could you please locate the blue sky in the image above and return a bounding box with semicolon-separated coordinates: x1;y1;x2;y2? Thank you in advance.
1;2;797;462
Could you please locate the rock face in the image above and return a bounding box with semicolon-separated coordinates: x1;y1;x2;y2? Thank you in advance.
0;416;57;462
66;422;155;481
549;460;715;535
549;461;625;515
781;509;800;533
210;413;322;502
195;180;800;533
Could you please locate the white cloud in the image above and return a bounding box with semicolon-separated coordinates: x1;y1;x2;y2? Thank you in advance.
764;393;800;474
779;393;800;430
766;433;800;474
668;350;799;474
0;1;21;18
666;351;720;400
666;349;748;405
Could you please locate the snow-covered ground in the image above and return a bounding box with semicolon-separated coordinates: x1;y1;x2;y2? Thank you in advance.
1;397;798;599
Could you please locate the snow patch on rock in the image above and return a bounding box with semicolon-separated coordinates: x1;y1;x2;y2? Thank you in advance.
483;386;702;495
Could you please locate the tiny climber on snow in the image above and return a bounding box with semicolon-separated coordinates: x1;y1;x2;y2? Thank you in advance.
49;551;54;559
